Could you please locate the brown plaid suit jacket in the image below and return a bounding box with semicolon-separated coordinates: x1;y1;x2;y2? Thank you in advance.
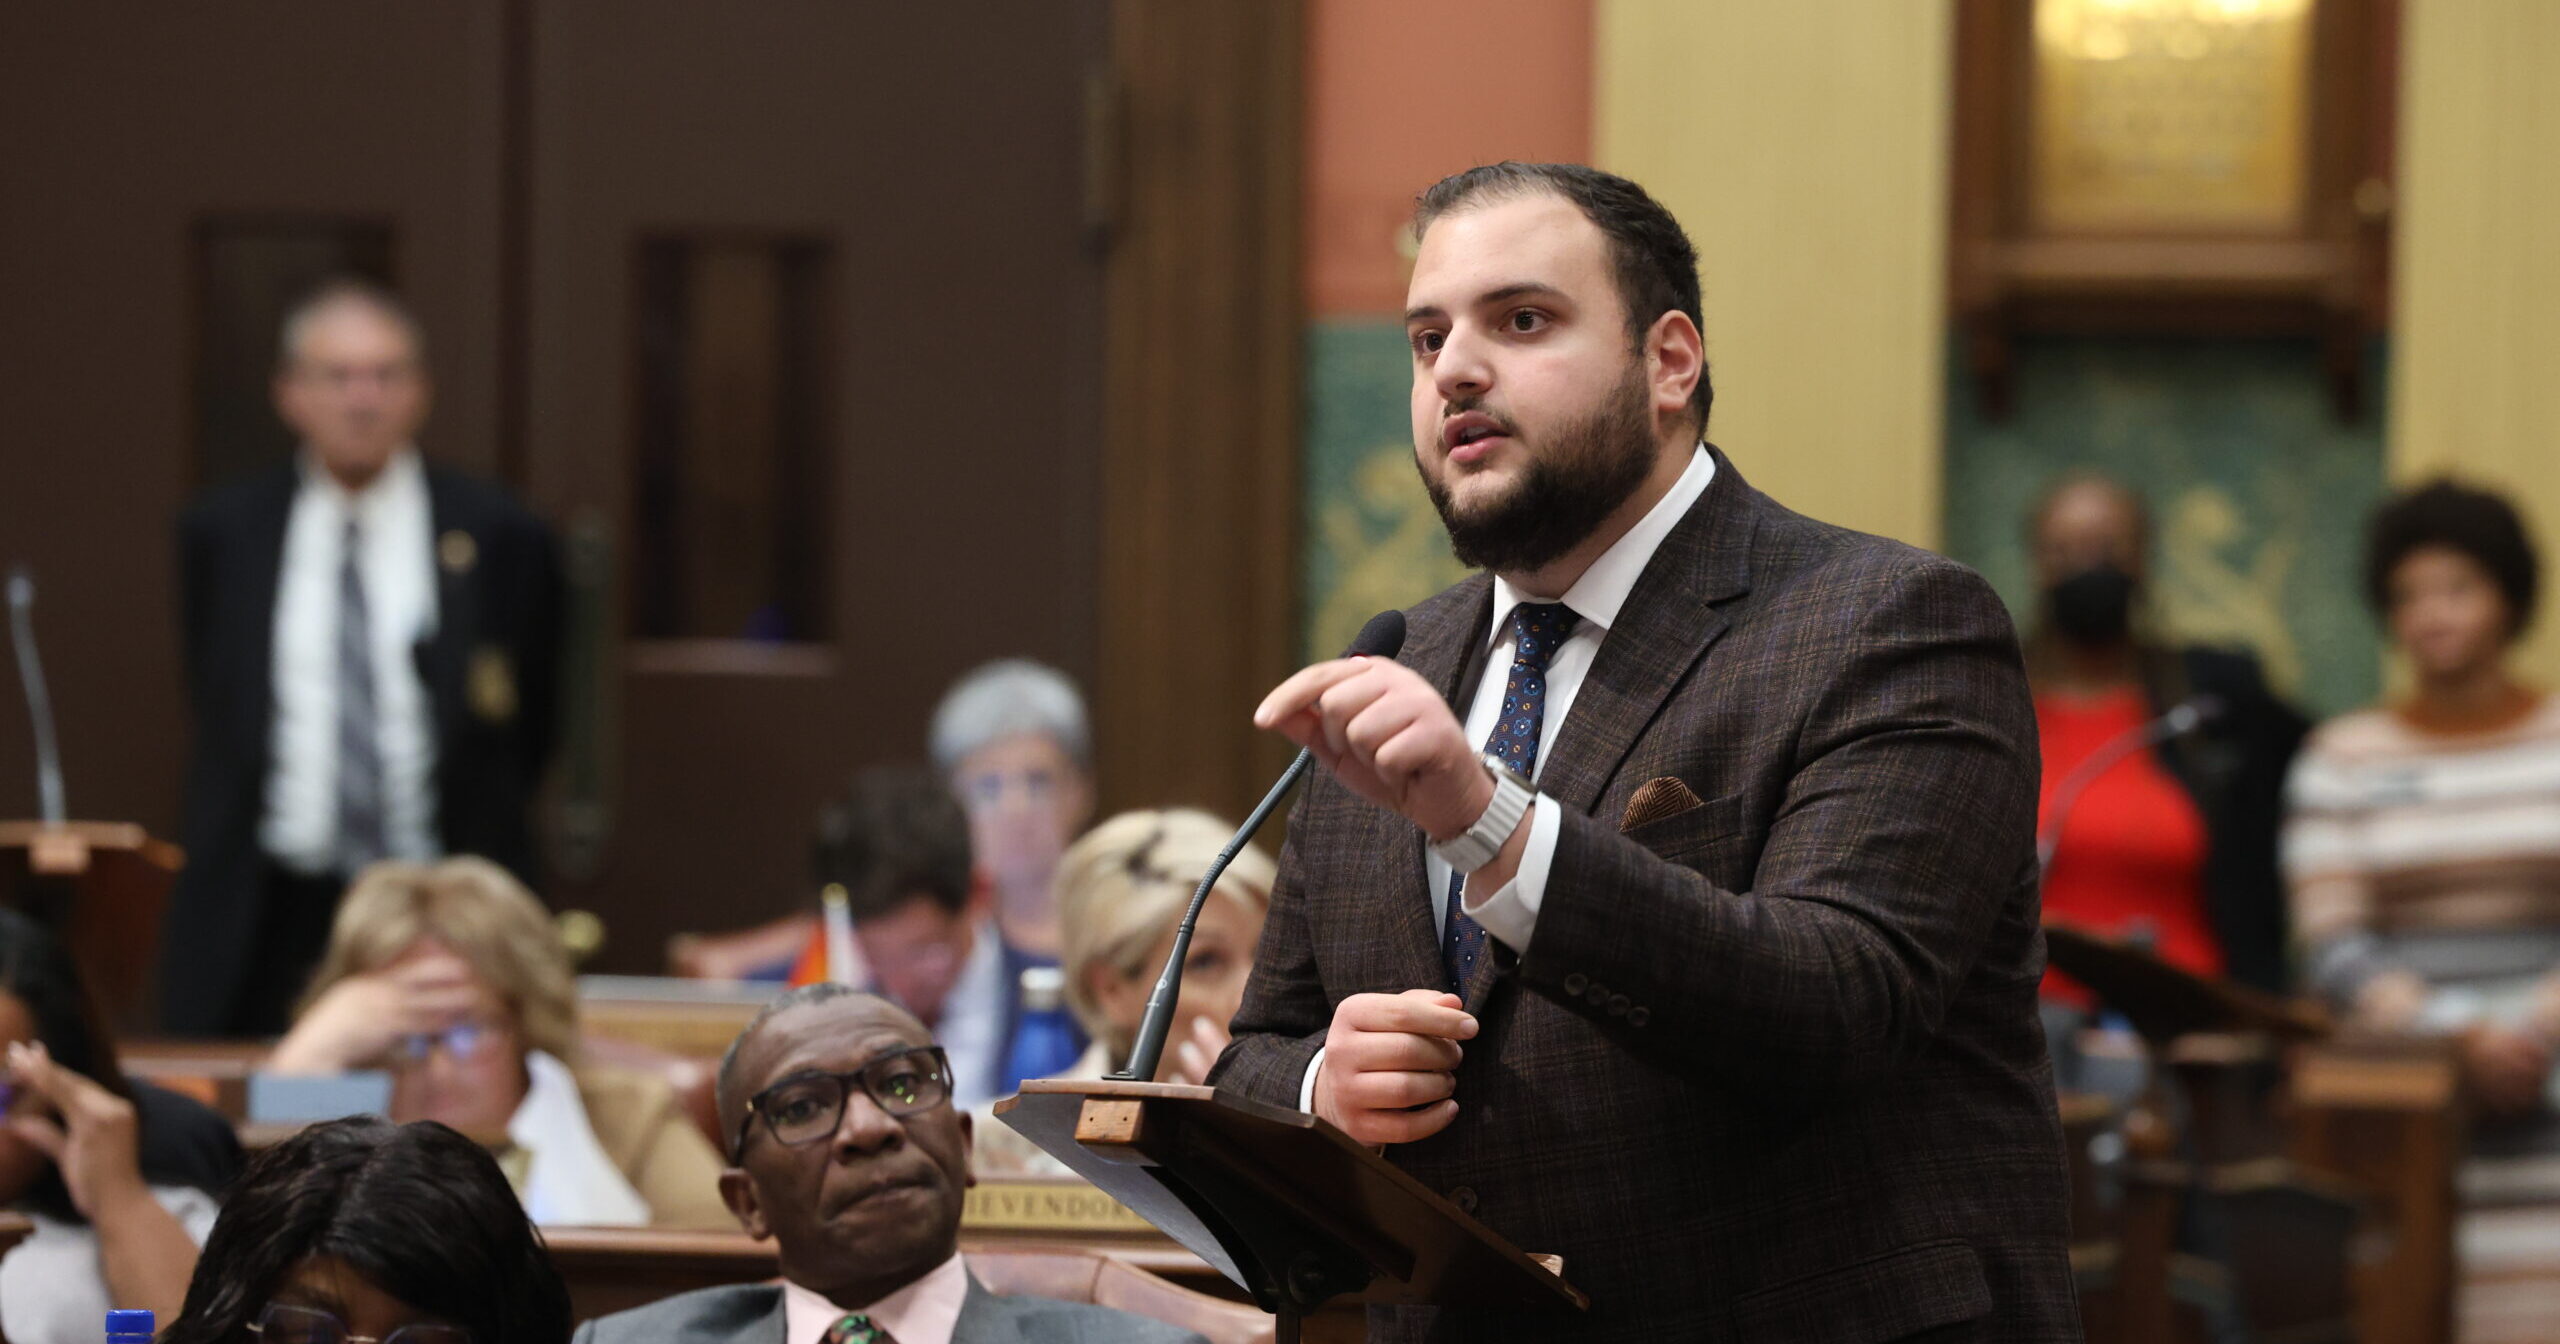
1211;450;2080;1343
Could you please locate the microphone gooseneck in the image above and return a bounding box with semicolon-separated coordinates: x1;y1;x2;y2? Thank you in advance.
7;567;65;826
2035;693;2224;876
1111;609;1407;1084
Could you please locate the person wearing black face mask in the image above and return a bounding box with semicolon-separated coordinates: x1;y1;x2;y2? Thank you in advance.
2023;475;2308;1010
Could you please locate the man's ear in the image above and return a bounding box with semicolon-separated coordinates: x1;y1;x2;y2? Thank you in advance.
957;1110;978;1190
719;1166;773;1241
1645;310;1706;429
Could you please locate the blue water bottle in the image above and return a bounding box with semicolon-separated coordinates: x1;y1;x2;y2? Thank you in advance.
106;1309;155;1344
1003;966;1083;1091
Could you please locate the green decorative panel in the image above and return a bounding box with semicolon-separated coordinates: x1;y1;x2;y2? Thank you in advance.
1943;336;2388;719
1301;319;1471;661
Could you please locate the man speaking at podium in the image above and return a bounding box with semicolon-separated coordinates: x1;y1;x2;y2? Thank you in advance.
1212;164;2077;1342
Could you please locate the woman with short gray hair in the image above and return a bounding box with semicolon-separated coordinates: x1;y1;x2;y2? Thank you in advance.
930;660;1096;961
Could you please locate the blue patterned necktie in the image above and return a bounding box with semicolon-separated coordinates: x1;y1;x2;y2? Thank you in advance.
335;516;388;875
822;1313;891;1344
1444;601;1578;998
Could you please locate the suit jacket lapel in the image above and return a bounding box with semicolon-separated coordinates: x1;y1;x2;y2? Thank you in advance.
419;466;472;743
239;464;299;712
1535;448;1759;819
951;1273;1017;1343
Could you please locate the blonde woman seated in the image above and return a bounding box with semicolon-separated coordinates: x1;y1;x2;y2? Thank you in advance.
973;810;1273;1175
265;857;731;1228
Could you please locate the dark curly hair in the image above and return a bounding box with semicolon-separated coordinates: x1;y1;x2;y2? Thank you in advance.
161;1118;569;1344
813;764;975;921
1413;162;1711;432
2363;479;2540;640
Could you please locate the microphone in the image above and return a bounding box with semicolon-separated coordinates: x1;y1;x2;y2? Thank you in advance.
6;566;66;826
2035;693;2225;875
1111;609;1407;1084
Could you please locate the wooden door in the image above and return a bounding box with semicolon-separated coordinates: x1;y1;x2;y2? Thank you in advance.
520;1;1112;971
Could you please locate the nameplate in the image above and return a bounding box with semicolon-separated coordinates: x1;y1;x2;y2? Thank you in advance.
963;1181;1155;1234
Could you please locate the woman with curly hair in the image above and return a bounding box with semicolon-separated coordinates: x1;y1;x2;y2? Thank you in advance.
2284;479;2560;1132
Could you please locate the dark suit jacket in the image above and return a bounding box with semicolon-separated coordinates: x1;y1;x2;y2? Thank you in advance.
1212;450;2079;1343
572;1276;1212;1344
163;458;562;1034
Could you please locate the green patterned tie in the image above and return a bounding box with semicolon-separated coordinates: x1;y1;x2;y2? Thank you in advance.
822;1314;889;1344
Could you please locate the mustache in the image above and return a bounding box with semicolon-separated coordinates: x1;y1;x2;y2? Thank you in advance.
1441;397;1520;438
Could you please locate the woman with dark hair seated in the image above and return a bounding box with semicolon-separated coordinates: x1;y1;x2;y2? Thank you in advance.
161;1116;570;1344
0;908;242;1342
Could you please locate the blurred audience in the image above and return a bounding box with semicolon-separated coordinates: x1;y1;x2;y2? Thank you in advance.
0;909;242;1341
265;858;729;1228
2024;474;2307;1001
576;984;1205;1344
165;278;563;1037
795;767;1063;1109
161;1116;571;1344
973;809;1273;1175
2286;481;2560;1132
931;660;1097;964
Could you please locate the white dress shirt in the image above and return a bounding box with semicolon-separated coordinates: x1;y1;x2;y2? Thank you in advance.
1301;446;1715;1111
261;448;441;874
784;1251;972;1344
937;918;1009;1110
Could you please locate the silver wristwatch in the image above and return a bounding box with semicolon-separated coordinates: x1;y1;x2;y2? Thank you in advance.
1430;753;1535;873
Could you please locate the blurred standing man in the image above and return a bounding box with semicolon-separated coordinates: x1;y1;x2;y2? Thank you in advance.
164;280;562;1037
1215;164;2077;1341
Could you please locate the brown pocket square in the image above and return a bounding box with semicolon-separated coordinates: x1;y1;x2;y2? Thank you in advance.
1621;776;1706;832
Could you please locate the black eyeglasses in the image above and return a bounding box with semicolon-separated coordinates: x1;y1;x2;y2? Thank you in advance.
247;1303;470;1344
732;1045;952;1161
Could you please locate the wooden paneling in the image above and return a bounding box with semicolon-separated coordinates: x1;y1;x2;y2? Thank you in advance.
0;3;507;833
1095;0;1304;825
519;0;1111;966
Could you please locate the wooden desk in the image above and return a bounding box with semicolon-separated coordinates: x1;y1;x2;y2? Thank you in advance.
2288;1037;2464;1344
576;975;773;1058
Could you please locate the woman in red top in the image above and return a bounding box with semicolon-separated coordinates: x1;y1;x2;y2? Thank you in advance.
2022;476;2307;1005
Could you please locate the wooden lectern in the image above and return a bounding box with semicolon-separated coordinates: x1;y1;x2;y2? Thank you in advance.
997;1079;1585;1343
0;820;180;1033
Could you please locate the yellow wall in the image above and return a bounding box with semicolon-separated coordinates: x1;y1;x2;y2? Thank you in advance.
1595;0;1952;549
2390;0;2560;682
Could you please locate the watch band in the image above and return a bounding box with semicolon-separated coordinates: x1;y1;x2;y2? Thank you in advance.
1430;753;1535;874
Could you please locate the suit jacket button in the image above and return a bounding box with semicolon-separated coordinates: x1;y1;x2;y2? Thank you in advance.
1606;994;1630;1016
1561;973;1590;996
1585;983;1609;1007
1449;1186;1479;1214
1627;1006;1651;1028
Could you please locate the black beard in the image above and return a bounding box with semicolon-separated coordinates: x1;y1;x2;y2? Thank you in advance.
1421;366;1657;575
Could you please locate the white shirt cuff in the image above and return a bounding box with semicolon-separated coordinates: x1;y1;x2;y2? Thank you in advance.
1460;795;1556;954
1298;1047;1325;1112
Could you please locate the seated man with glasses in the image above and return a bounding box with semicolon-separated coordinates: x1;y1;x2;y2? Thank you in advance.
577;983;1207;1344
